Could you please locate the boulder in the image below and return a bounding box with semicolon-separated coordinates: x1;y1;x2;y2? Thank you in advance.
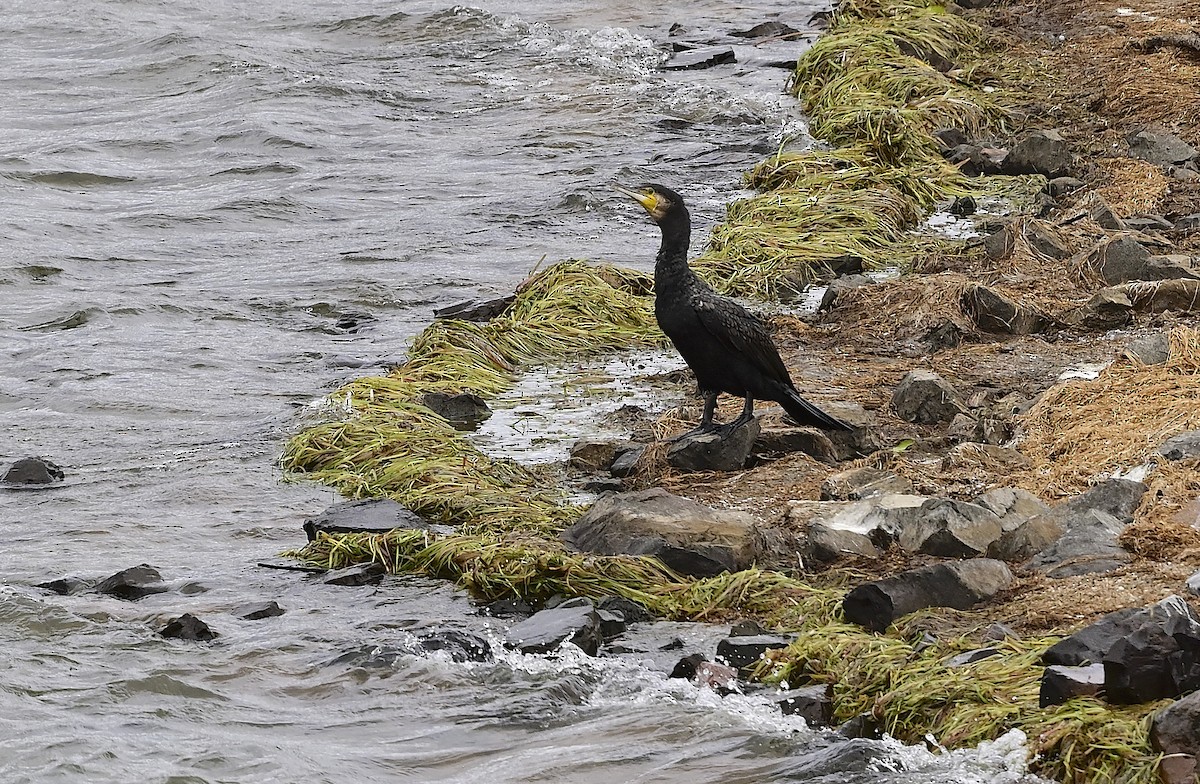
421;391;491;429
1128;130;1198;167
1102;596;1200;704
898;498;1005;557
980;224;1016;260
804;519;883;562
1089;197;1127;230
609;444;646;478
842;559;1013;632
434;295;515;322
504;598;604;656
715;633;793;670
1188;570;1200;597
1024;221;1071;259
322;563;387;586
1124;215;1174;232
1039;663;1105;707
1157;430;1200;461
2;456;64;485
160;614;218;642
569;439;628;473
1024;509;1131;578
1043;607;1146;666
668;417;759;471
663;45;736;70
788;493;929;552
36;576;92;595
479;596;534;618
303;499;435;541
416;629;493;663
1119;278;1200;313
774;683;835;726
96;565;168;601
947;143;1008;176
1144;255;1200;281
962;285;1046;335
972;487;1049;532
233;601;285;620
892;370;968;425
597;595;654;625
820;467;913;501
1152;690;1200;784
1125;333;1170;365
1002;129;1072;177
1062;287;1134;330
1092;235;1152;284
562;488;762;577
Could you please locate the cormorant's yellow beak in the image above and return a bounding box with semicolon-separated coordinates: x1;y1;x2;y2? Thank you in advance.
613;185;658;214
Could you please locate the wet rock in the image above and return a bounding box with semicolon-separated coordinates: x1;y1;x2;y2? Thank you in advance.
326;644;405;670
1062;287;1134;330
972;487;1049;532
1047;176;1086;197
505;598;603;656
1024;221;1071;259
774;683;834;725
992;479;1145;565
1043;607;1145;666
569;439;628;473
980;224;1016;260
1128;129;1198;167
36;576;93;595
933;127;969;150
1103;595;1200;704
562;488;762;577
2;456;64;485
892;369;968;425
817;274;874;310
1152;689;1200;784
1039;663;1105;707
962;284;1047;335
1002;129;1071;177
304;498;434;541
715;633;793;670
946;143;1008;176
434;295;515;322
663;46;736;70
1119;278;1200;313
479;596;534;618
608;444;645;478
1091;235;1152;284
97;564;168;601
949;195;977;216
581;477;623;493
776;738;890;777
668;417;759;471
323;563;386;586
946;648;1002;667
421;391;491;429
819;466;913;501
730;21;802;39
838;714;884;740
1124;214;1174;232
233;600;285;620
1158;431;1200;461
597;594;654;625
417;629;493;663
160;613;218;642
842;559;1013;633
898;498;1004;557
668;653;738;693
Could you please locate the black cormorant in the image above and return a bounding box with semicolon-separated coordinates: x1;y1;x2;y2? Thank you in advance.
616;183;851;433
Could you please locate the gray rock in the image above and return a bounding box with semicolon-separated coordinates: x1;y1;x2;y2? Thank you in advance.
569;439;628;473
2;456;65;485
1089;197;1127;230
946;647;1002;667
37;576;93;596
1128;129;1198;167
505;598;603;656
805;523;882;562
323;563;386;586
715;633;793;670
1047;176;1086;197
233;601;285;621
303;499;434;542
663;46;736;70
1125;332;1171;365
668;654;739;693
1175;213;1200;232
1039;663;1105;707
988;512;1066;561
609;444;645;478
788;493;929;552
774;683;834;726
1063;287;1134;330
1003;129;1072;177
434;295;515;322
842;559;1013;633
818;274;875;310
1158;431;1200;461
1024;509;1131;578
669;418;760;471
562;488;762;577
1152;690;1200;784
416;630;493;663
1188;570;1200;596
421;391;491;429
1102;595;1200;704
972;487;1049;532
1024;221;1071;259
962;285;1046;335
1002;479;1147;564
160;614;218;642
1145;255;1200;281
1043;606;1144;666
775;738;890;777
820;466;913;501
96;564;168;601
947;144;1008;176
1118;278;1200;313
898;498;1004;557
1124;215;1174;232
980;225;1016;260
892;369;968;425
1092;235;1152;284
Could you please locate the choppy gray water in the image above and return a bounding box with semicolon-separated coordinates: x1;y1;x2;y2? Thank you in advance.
1;1;1038;781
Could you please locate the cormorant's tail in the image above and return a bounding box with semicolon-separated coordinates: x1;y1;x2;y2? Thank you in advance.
780;387;852;431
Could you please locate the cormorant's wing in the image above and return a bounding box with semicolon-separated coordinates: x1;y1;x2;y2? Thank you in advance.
691;291;792;384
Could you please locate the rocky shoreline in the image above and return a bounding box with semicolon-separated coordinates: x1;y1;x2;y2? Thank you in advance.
253;0;1200;781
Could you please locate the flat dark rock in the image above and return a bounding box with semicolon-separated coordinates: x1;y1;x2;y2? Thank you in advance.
256;558;327;574
774;684;834;726
421;391;491;429
36;576;93;595
1039;663;1105;707
303;498;433;542
715;633;793;670
322;563;386;586
842;559;1013;633
669;418;759;471
504;598;603;656
233;600;285;620
96;564;168;601
663;46;736;70
417;630;493;663
3;456;65;485
433;295;515;322
160;613;218;642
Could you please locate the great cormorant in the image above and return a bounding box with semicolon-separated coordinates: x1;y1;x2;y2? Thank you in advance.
616;183;851;433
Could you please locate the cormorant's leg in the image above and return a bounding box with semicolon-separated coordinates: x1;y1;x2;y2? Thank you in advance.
698;391;719;430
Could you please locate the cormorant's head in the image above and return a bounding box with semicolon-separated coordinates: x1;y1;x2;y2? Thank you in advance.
614;183;686;224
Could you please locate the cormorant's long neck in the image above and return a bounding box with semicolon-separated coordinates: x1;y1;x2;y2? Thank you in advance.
654;208;694;293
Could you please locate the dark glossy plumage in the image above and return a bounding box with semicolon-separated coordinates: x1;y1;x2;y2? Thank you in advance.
619;183;850;432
